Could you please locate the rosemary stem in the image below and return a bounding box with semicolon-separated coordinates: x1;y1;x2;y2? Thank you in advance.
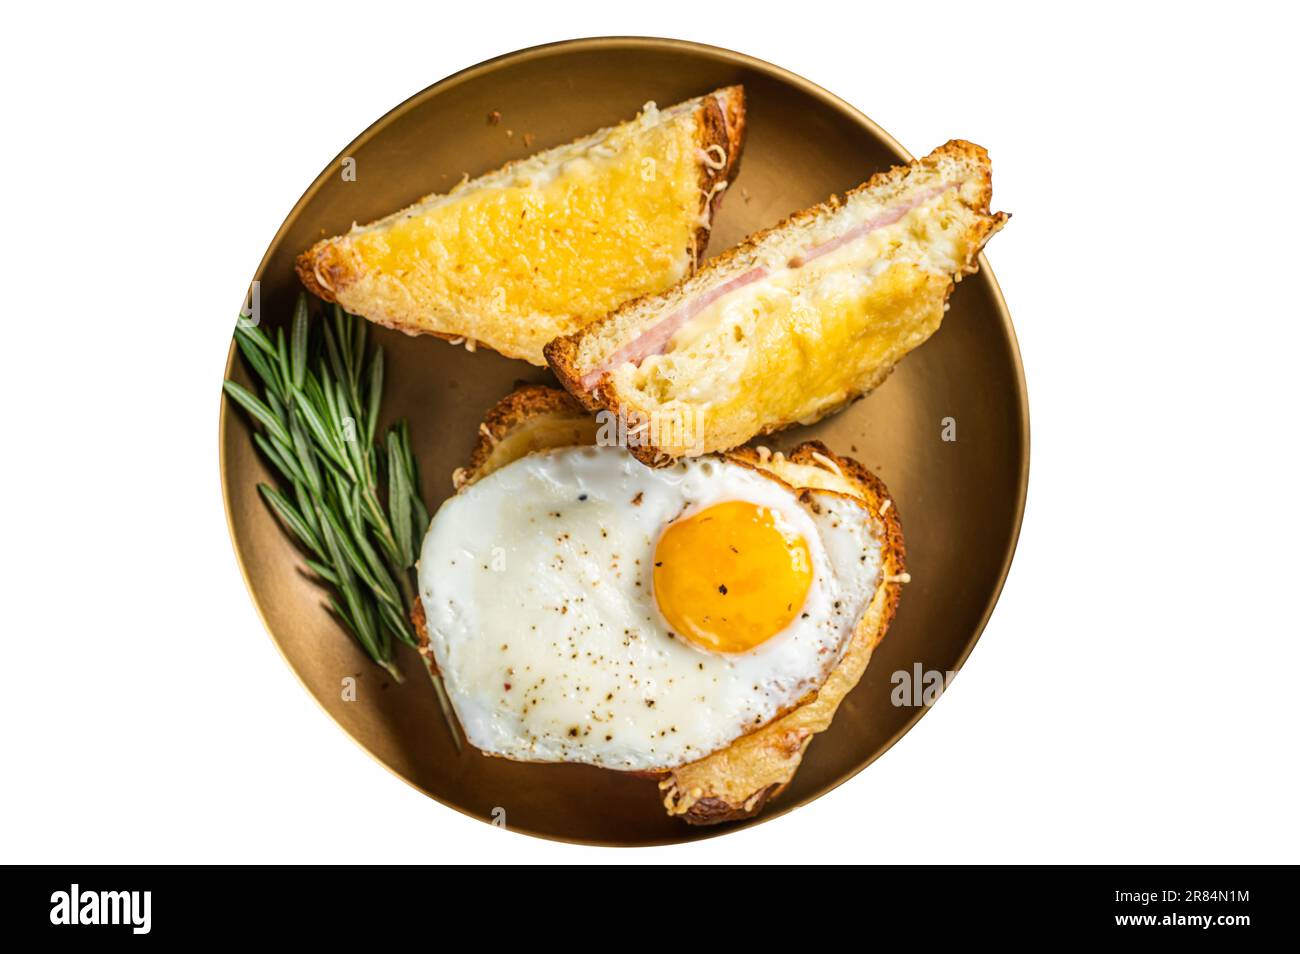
227;296;456;741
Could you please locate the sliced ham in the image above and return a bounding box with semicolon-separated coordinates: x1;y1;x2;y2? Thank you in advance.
787;181;956;268
579;180;960;388
578;266;768;388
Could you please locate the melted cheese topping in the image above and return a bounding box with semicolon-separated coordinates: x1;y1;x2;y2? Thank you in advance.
348;109;701;344
612;187;977;450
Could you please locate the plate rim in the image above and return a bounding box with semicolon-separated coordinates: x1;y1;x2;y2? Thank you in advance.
218;34;1031;847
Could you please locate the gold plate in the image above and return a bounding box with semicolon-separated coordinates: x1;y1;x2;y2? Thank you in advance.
219;37;1029;845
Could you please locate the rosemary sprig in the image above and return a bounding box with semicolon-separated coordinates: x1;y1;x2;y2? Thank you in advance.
224;294;461;749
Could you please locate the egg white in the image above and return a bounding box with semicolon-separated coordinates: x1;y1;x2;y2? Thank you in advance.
418;445;882;771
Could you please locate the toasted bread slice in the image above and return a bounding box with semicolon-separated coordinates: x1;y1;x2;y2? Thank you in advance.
297;88;746;366
546;140;1007;462
411;384;905;824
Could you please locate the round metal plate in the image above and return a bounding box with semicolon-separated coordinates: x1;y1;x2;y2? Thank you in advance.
219;36;1029;845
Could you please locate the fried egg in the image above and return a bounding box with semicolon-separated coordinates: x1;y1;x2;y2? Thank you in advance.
417;445;883;771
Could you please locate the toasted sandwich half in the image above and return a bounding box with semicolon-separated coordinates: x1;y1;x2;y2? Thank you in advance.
297;87;746;366
545;140;1007;462
409;384;906;825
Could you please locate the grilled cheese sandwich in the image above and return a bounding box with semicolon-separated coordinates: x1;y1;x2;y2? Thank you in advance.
545;140;1007;461
297;87;746;365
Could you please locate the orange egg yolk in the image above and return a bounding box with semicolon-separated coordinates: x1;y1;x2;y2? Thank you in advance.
652;501;813;654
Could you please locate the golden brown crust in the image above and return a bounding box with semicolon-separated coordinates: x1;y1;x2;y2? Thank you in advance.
416;384;905;824
544;140;1007;464
455;383;590;489
411;597;432;657
294;87;747;362
410;596;446;709
543;338;601;412
661;441;906;823
411;597;428;648
686;86;746;270
295;239;341;304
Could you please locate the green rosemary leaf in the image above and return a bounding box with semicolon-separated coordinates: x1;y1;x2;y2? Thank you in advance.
351;521;404;611
349;483;369;539
397;421;429;531
344;431;367;487
292;478;320;538
223;381;291;447
397;419;414;473
377;598;418;648
259;484;323;558
305;559;338;585
328;592;383;671
234;332;284;397
291;293;309;389
323;318;348;395
387;432;414;565
317;358;341;429
361;493;400;566
364;346;383;447
225;296;452;707
332;374;353;434
319;518;375;655
276;326;291;396
326;593;359;638
332;304;351;370
302;367;327;416
326;464;352;514
331;596;402;683
335;476;355;528
356;593;389;664
266;388;291;432
293;387;351;477
411;497;430;539
341;483;404;609
312;451;352;501
234;322;277;360
351;323;366;389
252;432;304;486
287;411;321;497
320;505;386;598
330;317;364;422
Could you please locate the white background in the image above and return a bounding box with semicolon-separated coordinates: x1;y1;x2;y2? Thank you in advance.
3;2;1296;863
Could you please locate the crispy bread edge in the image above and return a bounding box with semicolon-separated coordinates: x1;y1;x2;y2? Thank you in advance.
662;441;905;824
688;85;746;270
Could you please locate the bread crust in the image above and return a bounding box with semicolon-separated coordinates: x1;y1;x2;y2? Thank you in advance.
687;86;746;272
545;140;1007;463
661;441;906;823
295;87;746;365
414;384;905;825
454;382;590;490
